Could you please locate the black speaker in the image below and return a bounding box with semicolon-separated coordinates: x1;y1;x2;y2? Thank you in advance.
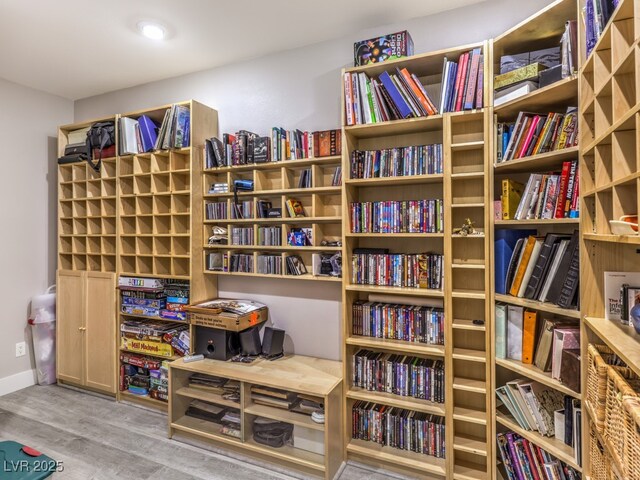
239;327;262;356
195;326;240;361
262;327;285;358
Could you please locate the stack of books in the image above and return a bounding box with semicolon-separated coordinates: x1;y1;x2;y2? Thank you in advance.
352;350;445;402
497;430;582;479
230;227;254;246
350;144;444;179
499;162;579;221
232;200;253;220
155;105;190;150
497;108;578;163
352;301;445;345
439;47;484;113
205;202;227;220
257;226;281;246
352;402;445;458
230;254;253;273
285;255;307;276
297;168;312;188
495;230;580;309
349;199;444;234
257;255;282;275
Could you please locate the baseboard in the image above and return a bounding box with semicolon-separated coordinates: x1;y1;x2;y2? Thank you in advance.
0;369;36;397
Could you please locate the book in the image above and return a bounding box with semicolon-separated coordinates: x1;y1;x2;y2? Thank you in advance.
496;303;508;359
505;238;526;293
604;271;640;322
502;179;525;220
545;230;580;307
495;229;536;294
494;81;539;107
551;328;580;380
537;239;570;303
509;236;537;296
507;305;524;361
495;63;548;90
516;238;543;298
285;199;305;218
524;233;571;300
522;310;538;364
138;115;159;152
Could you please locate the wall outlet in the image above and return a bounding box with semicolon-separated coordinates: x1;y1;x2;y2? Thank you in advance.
15;342;26;357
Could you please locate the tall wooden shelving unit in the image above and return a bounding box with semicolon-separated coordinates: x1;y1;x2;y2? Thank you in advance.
201;154;343;281
578;0;640;478
57;100;219;411
341;42;493;480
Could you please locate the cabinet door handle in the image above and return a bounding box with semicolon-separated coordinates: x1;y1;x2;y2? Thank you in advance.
78;327;86;331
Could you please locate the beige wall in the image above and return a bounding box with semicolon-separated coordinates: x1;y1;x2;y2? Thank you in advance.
73;0;554;361
0;77;73;384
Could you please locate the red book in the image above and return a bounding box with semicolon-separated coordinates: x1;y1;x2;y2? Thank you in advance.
455;53;470;112
564;160;578;217
399;68;435;115
475;54;484;108
570;168;580;216
522;439;543;480
517;115;541;158
464;49;481;109
344;72;354;126
554;161;572;218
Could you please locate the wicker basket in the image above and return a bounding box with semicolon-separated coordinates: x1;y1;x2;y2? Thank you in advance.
589;424;609;480
603;365;639;470
587;344;616;433
623;396;640;480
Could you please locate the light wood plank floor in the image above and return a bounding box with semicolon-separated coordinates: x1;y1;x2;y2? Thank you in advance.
0;385;406;480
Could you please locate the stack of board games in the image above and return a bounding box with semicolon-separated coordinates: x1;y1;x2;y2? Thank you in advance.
118;276;190;321
119;352;169;401
120;320;190;358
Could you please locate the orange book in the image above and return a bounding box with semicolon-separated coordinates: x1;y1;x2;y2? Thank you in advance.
399;68;436;115
522;310;539;364
509;235;537;296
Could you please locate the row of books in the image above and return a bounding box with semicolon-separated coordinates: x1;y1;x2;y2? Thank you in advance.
352;350;445;403
497;306;580;384
440;47;484;113
204;129;341;168
156;104;190;150
350;144;444;179
351;251;444;289
497;109;578;163
344;67;438;126
118;115;159;155
496;230;580;309
352;301;445;345
497;431;581;480
331;166;342;186
231;227;254;246
349;200;444;234
257;226;281;246
352;402;445;458
500;162;579;221
257;254;283;275
206;201;227;220
232;200;253;220
298;168;312;188
585;0;619;57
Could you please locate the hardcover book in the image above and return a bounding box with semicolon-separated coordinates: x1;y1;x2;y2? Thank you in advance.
495;63;548;90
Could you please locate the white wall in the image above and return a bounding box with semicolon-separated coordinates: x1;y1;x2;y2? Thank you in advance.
0;78;73;384
74;0;554;361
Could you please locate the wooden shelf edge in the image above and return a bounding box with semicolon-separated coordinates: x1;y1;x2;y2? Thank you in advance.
584;316;640;377
495;358;580;398
346;440;446;475
494;293;581;319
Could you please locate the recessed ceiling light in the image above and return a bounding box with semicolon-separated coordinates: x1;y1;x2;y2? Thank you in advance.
138;22;165;41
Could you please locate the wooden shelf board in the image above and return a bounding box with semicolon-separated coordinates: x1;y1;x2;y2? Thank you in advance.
344;115;444;139
584;316;640;377
347;387;445;415
451;141;485;151
494;76;578;118
244;403;324;431
242;438;325;471
583;233;640;244
453;348;487;363
452;233;486;239
171;355;341;397
203;155;341;173
494;293;581;319
346;336;445;356
120;390;167;410
495;358;580;398
451;203;485;208
453;434;488;456
452;263;485;270
494;146;579;174
494;218;579;226
345;232;444;238
453;407;487;425
204;186;341;198
346;439;446;475
454;461;488;480
496;411;581;471
451;172;485;179
584;102;640;152
452;319;486;332
453;377;486;394
203;244;341;252
345;284;444;297
118;272;191;281
175;387;240;409
204;216;341;224
171;415;241;446
452;290;486;300
203;271;342;282
345;174;443;187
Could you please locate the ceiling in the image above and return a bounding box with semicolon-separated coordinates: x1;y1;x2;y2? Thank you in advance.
0;0;486;100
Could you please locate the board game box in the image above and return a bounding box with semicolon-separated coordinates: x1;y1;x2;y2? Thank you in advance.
354;30;414;66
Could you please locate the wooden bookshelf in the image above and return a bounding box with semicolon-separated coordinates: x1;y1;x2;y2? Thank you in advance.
201;154;342;281
490;1;585;477
168;355;342;480
341;40;492;480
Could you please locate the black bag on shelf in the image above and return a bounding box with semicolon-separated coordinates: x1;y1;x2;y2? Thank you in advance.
57;142;89;165
85;121;115;172
252;418;293;448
